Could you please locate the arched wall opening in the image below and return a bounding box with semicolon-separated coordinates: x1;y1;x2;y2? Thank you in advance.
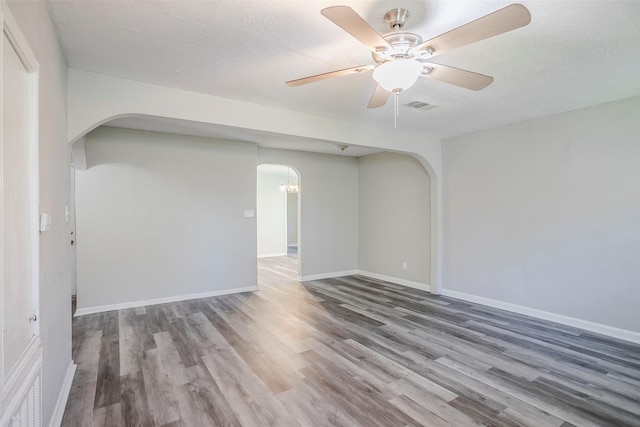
257;164;301;282
408;152;442;294
72;124;438;316
68;68;444;297
257;147;434;292
67;69;444;291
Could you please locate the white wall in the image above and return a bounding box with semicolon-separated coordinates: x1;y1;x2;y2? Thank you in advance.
443;95;640;334
257;166;287;257
76;127;257;310
69;166;76;295
258;149;358;279
358;152;431;287
287;192;298;247
6;1;73;424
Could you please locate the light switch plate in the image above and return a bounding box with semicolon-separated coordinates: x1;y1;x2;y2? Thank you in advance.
40;213;52;232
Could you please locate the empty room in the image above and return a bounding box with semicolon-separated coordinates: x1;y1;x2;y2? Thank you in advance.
1;1;639;426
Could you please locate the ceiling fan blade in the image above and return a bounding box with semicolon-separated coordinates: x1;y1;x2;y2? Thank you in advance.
286;65;373;87
367;84;390;108
415;4;531;57
321;6;392;53
421;63;493;91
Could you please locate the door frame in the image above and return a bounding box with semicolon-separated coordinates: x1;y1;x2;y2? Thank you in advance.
0;2;41;424
256;163;301;279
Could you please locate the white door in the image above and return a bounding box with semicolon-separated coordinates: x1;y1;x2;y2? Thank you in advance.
0;5;41;426
2;29;38;372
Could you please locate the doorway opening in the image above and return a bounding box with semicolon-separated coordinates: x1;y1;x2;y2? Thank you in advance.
256;164;300;283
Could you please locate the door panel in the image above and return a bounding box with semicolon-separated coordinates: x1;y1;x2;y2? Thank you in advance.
2;31;36;375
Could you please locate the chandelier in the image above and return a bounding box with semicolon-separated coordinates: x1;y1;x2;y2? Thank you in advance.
279;167;299;193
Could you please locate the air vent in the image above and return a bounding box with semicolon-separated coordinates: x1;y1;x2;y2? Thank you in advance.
404;101;439;111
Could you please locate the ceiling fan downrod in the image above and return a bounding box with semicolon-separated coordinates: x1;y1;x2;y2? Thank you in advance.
384;8;410;30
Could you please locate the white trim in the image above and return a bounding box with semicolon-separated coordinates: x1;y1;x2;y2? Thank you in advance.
48;362;76;427
74;286;259;316
430;172;443;295
70;137;87;170
441;289;640;345
257;252;287;259
300;270;359;282
2;4;39;72
357;270;431;292
28;46;40;338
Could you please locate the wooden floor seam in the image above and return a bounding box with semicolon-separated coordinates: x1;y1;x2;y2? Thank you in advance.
62;256;640;426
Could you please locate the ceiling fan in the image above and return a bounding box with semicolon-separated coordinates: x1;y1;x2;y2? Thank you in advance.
286;3;531;123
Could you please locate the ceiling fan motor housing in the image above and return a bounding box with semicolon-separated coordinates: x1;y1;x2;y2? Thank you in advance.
372;32;424;64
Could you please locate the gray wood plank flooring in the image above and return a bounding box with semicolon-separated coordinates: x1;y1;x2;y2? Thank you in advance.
62;256;640;426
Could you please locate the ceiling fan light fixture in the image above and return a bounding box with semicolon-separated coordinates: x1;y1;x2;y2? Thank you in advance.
373;59;423;92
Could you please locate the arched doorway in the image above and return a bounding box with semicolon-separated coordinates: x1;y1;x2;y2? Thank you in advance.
256;164;300;283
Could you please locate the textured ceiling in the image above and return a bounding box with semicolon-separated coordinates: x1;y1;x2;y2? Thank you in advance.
48;0;640;144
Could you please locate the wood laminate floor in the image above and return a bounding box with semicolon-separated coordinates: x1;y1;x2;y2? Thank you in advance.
62;256;640;426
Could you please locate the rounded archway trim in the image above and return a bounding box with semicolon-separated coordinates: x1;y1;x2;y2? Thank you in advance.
68;68;443;293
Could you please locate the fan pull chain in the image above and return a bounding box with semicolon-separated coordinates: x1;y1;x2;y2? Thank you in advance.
393;89;401;129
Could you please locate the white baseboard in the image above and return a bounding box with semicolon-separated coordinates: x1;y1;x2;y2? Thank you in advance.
357;270;431;292
441;289;640;345
74;286;259;316
299;269;431;294
48;361;77;427
300;270;359;282
257;252;287;258
298;270;640;344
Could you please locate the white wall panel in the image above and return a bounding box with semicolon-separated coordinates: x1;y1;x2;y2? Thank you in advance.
76;127;257;310
443;96;640;333
358;152;430;286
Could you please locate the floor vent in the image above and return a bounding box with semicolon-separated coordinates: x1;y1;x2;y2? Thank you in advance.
404;101;439;111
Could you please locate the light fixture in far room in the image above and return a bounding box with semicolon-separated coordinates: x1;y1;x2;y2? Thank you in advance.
279;167;299;193
373;59;424;128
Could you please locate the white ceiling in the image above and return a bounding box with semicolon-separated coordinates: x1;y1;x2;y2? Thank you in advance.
48;0;640;150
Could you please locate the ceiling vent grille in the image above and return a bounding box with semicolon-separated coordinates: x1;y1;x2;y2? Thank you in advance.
404;101;439;111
